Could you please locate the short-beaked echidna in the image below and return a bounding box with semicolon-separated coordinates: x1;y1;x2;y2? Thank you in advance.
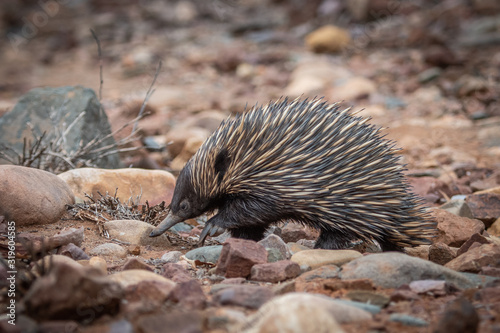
150;98;435;251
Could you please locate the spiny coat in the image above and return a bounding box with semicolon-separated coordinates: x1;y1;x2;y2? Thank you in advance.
150;98;435;251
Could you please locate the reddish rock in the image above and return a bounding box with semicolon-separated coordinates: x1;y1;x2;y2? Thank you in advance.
122;257;154;272
480;266;500;277
250;260;301;283
457;233;491;256
445;243;500;273
280;223;319;243
390;289;420;302
429;243;457;265
432;209;485;247
57;243;89;260
409;280;456;296
408;176;452;203
0;165;75;226
168;279;207;309
212;285;273;309
161;263;193;283
466;192;500;228
215;238;268;278
124;280;175;313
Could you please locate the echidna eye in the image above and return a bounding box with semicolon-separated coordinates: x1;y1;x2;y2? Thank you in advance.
179;201;189;211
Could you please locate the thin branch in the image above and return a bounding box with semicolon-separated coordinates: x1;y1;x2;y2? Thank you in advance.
132;60;162;133
90;29;103;102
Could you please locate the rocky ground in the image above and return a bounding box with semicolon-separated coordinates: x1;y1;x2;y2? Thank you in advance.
0;0;500;332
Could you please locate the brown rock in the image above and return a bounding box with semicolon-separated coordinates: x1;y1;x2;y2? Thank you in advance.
168;279;207;309
165;126;210;159
346;290;390;307
480;266;500;277
466;192;500;227
57;243;89;260
487;217;500;236
250;260;301;283
58;167;176;206
457;233;491;256
407;176;451;203
124;280;174;313
281;223;319;243
390;289;420;302
215;238;268;278
432;209;485;247
305;25;351;53
445;243;500;273
212;285;273;309
161;263;193;283
409;280;456;296
434;297;479;333
23;258;123;321
429;243;457;265
0;165;75;226
122;257;154;272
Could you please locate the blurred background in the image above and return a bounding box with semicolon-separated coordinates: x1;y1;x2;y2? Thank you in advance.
0;0;499;203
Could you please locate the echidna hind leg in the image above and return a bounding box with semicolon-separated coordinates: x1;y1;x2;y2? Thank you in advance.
229;226;268;242
314;229;361;250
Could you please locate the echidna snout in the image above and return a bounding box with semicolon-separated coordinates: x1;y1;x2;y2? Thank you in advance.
149;97;436;251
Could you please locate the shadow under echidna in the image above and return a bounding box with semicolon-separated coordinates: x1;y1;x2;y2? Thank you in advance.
150;98;436;251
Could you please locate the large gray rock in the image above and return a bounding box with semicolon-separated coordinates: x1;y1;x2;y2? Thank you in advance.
0;86;120;169
340;252;476;289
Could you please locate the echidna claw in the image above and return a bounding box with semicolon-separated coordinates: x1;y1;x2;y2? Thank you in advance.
199;223;224;245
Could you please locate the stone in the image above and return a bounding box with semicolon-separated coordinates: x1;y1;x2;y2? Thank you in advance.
439;197;474;218
466;192;500;227
346;290;390;307
104;220;170;246
407;177;451;203
123;280;175;314
329;77;376;102
445;243;500;273
135;311;203;333
57;243;89;260
0;86;120;169
185;245;223;264
0;166;74;226
296;265;340;282
409;280;456;296
212;285;273;309
457;233;491;256
243;293;370;333
122;257;154;272
281;223;319;243
291;249;362;269
432;209;485;247
89;243;127;258
215;239;268;278
58;167;176;206
331;299;381;314
305;25;351;53
168;279;207;309
340;252;476;289
389;314;428;327
206;308;247;332
250;260;301;283
160;250;182;263
107;269;176;289
23;259;123;321
488;217;500;236
88;256;108;274
165;126;210;159
434;297;479;333
429;242;457;265
161;263;193;283
171;136;205;170
287;242;311;254
404;245;430;260
258;234;291;262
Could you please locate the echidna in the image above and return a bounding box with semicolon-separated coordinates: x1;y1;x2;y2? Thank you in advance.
150;98;435;251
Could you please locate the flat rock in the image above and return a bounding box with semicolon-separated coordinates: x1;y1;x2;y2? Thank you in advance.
104;220;170;246
0;86;120;169
291;249;362;269
250;260;301;283
445;243;500;273
409;280;455;296
215;239;268;278
58;167;175;206
108;269;175;289
89;243;127;258
296;265;340;282
0;165;74;226
243;293;371;333
329;76;376;102
432;208;485;247
258;234;291;262
340;252;476;289
122;257;154;272
280;223;319;243
185;245;223;264
212;284;273;309
161;250;182;263
305;25;351;53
